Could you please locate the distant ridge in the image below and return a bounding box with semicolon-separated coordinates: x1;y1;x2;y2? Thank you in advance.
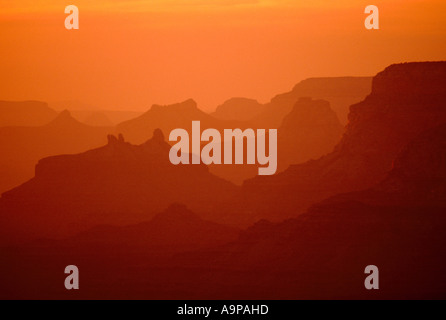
208;77;371;126
116;99;246;144
212;97;265;121
0;100;58;127
70;203;240;249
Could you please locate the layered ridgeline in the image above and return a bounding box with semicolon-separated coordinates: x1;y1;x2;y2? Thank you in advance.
212;77;372;125
228;62;446;224
70;203;240;250
208;97;344;184
0;85;355;194
269;76;372;125
172;121;446;299
116;98;344;184
3;122;445;299
0;110;112;194
0;100;58;127
118;77;370;145
115;99;246;145
49;100;143;126
0;129;237;242
202;121;446;299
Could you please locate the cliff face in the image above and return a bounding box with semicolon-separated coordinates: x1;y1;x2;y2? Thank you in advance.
373;122;446;205
232;62;446;224
334;62;446;189
390;123;446;184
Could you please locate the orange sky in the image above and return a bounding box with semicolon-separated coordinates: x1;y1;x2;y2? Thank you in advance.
1;0;445;111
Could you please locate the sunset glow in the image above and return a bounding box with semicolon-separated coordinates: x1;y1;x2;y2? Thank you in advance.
1;0;445;111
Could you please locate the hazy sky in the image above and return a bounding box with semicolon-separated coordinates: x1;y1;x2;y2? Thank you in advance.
1;0;445;111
